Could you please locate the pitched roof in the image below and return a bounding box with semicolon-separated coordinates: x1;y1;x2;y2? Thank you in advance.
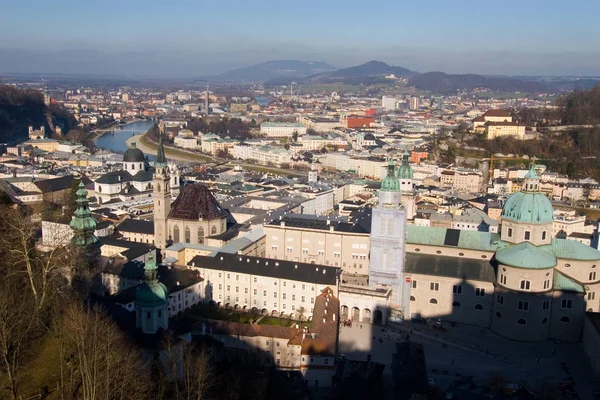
95;170;133;184
34;175;75;193
169;183;227;221
188;253;339;285
117;219;154;235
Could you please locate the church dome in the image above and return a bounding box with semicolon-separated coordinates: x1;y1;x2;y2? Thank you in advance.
397;150;413;179
397;163;413;180
501;163;553;224
135;254;168;307
123;142;146;162
501;191;553;224
496;242;556;269
381;161;400;192
136;281;169;306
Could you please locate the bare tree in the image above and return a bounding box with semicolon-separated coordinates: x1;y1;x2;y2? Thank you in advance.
0;205;71;310
59;303;150;400
162;335;215;400
0;276;39;400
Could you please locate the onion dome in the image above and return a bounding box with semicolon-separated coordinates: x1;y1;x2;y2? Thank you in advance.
397;149;414;180
135;254;168;306
381;160;400;192
70;182;99;247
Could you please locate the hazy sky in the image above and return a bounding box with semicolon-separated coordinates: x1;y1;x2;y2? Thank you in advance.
1;0;600;77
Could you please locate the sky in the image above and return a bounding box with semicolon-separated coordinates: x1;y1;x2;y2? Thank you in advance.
1;0;600;77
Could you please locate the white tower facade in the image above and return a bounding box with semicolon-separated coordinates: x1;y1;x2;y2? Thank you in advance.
153;133;171;251
308;163;318;184
397;150;416;220
369;162;409;320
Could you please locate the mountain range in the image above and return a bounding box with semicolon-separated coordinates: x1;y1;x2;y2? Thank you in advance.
213;60;336;82
214;60;553;93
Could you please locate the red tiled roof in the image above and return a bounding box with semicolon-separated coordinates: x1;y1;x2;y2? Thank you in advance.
301;287;338;357
168;183;227;221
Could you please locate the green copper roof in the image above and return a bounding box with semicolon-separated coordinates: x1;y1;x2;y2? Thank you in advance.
501;191;554;224
381;161;400;192
397;150;414;180
540;239;600;261
405;225;500;252
136;253;168;306
155;131;168;168
553;270;585;293
70;182;99;247
496;242;557;269
524;163;539;179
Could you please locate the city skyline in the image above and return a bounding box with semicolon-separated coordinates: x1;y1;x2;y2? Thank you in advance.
1;0;600;77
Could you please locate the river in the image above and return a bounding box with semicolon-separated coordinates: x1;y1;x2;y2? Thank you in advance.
95;120;156;160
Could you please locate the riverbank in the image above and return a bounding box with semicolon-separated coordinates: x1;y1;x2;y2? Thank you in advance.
126;132;305;176
125;134;213;164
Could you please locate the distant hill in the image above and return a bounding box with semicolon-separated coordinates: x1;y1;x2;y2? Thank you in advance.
325;60;414;79
214;60;336;82
0;85;76;144
265;60;416;86
407;71;550;93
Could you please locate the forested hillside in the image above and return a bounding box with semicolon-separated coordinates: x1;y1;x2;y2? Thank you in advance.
0;85;77;144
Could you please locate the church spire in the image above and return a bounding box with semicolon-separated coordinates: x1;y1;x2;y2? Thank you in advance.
70;182;99;248
156;130;167;169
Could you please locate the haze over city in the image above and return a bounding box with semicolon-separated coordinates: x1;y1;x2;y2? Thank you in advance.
3;2;600;399
2;0;600;77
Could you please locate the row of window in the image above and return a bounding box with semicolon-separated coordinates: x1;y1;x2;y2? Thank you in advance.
213;273;315;291
497;296;572;311
410;297;485;310
412;248;489;258
172;225;218;244
507;227;547;241
495;312;570;324
417;281;487;296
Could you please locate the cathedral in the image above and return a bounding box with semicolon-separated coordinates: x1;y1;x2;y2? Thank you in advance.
152;133;238;251
94;141;180;205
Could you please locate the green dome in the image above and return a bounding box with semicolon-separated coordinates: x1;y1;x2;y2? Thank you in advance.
136;282;169;306
381;161;400;192
501;191;554;224
496;242;557;269
397;150;413;179
135;254;168;306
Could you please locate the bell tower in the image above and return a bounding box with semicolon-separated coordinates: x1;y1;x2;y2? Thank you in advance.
153;132;171;251
369;161;408;321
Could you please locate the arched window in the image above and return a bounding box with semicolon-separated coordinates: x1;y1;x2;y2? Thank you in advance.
560;316;570;323
157;184;161;192
211;225;217;235
517;318;527;325
541;318;548;324
173;225;180;243
496;312;502;319
132;163;135;170
590;271;597;281
452;301;460;307
429;298;438;304
198;227;204;244
475;304;483;310
410;296;415;301
184;226;190;243
98;185;102;193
